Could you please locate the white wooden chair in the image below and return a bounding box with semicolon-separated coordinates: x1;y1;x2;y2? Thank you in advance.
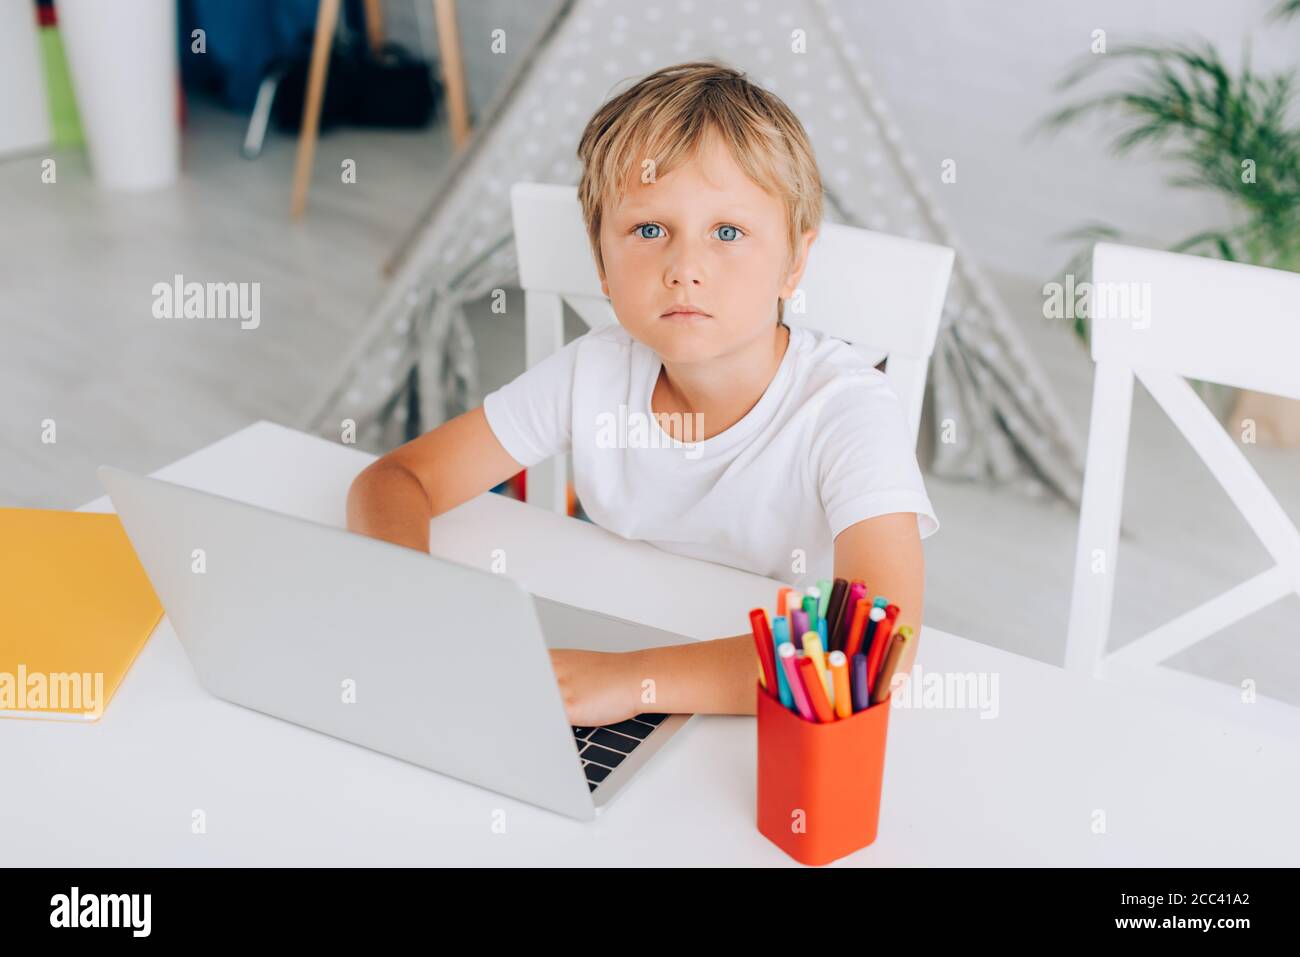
1065;242;1300;725
509;181;954;513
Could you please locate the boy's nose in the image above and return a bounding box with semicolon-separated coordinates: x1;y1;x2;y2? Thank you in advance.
665;249;706;287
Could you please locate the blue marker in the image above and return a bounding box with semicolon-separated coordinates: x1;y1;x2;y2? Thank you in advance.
771;617;795;710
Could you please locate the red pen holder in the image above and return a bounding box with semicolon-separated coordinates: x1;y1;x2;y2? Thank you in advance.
755;682;891;866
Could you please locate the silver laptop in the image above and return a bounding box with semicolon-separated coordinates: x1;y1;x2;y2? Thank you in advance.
98;466;693;821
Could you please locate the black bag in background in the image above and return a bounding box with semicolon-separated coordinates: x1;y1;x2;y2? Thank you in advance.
354;43;440;128
273;40;441;132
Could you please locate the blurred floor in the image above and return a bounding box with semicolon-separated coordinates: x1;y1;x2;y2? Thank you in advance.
1;99;1296;705
1;98;451;508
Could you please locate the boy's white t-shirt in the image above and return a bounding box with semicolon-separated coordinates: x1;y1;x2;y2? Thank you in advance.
482;322;938;586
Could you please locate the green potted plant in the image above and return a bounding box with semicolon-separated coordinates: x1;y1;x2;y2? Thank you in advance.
1041;29;1300;445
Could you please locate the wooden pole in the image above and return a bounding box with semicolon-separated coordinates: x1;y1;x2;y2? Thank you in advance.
362;0;385;53
433;0;470;150
289;0;341;220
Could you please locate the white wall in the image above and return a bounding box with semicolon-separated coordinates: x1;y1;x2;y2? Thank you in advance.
391;0;1292;281
839;0;1291;280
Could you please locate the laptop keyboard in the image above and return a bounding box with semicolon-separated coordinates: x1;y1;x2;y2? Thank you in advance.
574;713;668;791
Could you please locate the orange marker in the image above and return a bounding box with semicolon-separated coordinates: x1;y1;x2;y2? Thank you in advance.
854;606;886;671
796;656;835;723
777;587;797;618
841;597;871;659
866;607;897;694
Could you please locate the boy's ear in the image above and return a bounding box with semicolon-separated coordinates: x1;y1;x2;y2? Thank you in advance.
780;228;820;298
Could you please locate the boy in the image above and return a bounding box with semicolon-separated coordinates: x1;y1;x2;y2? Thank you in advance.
347;61;938;727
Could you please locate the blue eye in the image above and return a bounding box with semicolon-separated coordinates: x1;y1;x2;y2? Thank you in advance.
716;224;740;242
637;223;663;239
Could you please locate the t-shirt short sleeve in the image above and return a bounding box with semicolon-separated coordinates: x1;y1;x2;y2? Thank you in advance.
482;337;580;467
813;373;940;541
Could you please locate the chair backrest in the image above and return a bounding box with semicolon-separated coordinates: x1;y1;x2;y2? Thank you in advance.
1066;242;1300;719
1090;242;1300;401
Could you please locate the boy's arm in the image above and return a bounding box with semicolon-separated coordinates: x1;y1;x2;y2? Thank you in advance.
554;512;926;724
346;406;525;552
832;511;926;679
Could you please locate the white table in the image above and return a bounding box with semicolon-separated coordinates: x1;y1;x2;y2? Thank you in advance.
4;421;1298;866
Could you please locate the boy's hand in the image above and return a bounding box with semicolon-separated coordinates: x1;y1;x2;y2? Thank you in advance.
548;648;646;727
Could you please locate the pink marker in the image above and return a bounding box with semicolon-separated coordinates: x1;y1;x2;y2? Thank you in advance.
778;643;814;721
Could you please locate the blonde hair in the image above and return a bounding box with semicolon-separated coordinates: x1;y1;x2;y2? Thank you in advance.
576;60;823;323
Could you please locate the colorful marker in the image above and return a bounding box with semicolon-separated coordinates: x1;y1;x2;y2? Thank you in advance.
801;591;819;621
854;605;885;662
831;582;866;651
815;579;832;619
749;608;778;694
862;596;886;647
790;609;809;649
778;642;814;720
771;616;794;709
871;626;913;705
866;606;895;695
796;656;835;723
829;651;851;719
801;631;831;699
842;597;872;659
826;578;849;640
850;652;870;712
865;607;897;695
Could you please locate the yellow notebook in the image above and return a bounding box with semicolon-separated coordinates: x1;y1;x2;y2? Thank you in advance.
0;508;163;721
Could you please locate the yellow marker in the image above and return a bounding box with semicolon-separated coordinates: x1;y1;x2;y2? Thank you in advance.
801;632;831;699
828;651;851;719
